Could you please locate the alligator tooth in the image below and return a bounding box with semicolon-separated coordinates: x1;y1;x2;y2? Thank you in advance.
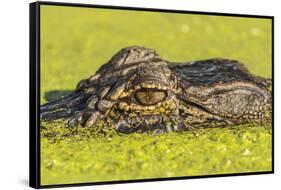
146;106;155;111
161;86;167;90
150;84;156;88
156;83;162;89
142;83;150;88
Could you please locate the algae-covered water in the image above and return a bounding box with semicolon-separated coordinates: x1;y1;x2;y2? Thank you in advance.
40;5;272;185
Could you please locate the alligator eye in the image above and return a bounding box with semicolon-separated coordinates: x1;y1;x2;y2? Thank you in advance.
135;88;167;105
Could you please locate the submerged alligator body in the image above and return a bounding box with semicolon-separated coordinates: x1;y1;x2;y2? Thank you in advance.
41;46;272;133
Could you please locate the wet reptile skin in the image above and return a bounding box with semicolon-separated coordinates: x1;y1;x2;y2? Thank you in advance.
41;46;272;134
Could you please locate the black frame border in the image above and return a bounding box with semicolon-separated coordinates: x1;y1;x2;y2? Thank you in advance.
29;1;274;189
30;2;41;188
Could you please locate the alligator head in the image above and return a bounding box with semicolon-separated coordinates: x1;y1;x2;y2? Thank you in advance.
41;46;272;133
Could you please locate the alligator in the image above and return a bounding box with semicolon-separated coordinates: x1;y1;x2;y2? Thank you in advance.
41;46;272;134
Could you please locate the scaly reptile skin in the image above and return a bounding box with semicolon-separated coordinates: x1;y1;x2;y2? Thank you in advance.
41;46;272;133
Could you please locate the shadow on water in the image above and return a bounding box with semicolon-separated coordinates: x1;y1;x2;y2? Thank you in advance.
44;90;72;102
